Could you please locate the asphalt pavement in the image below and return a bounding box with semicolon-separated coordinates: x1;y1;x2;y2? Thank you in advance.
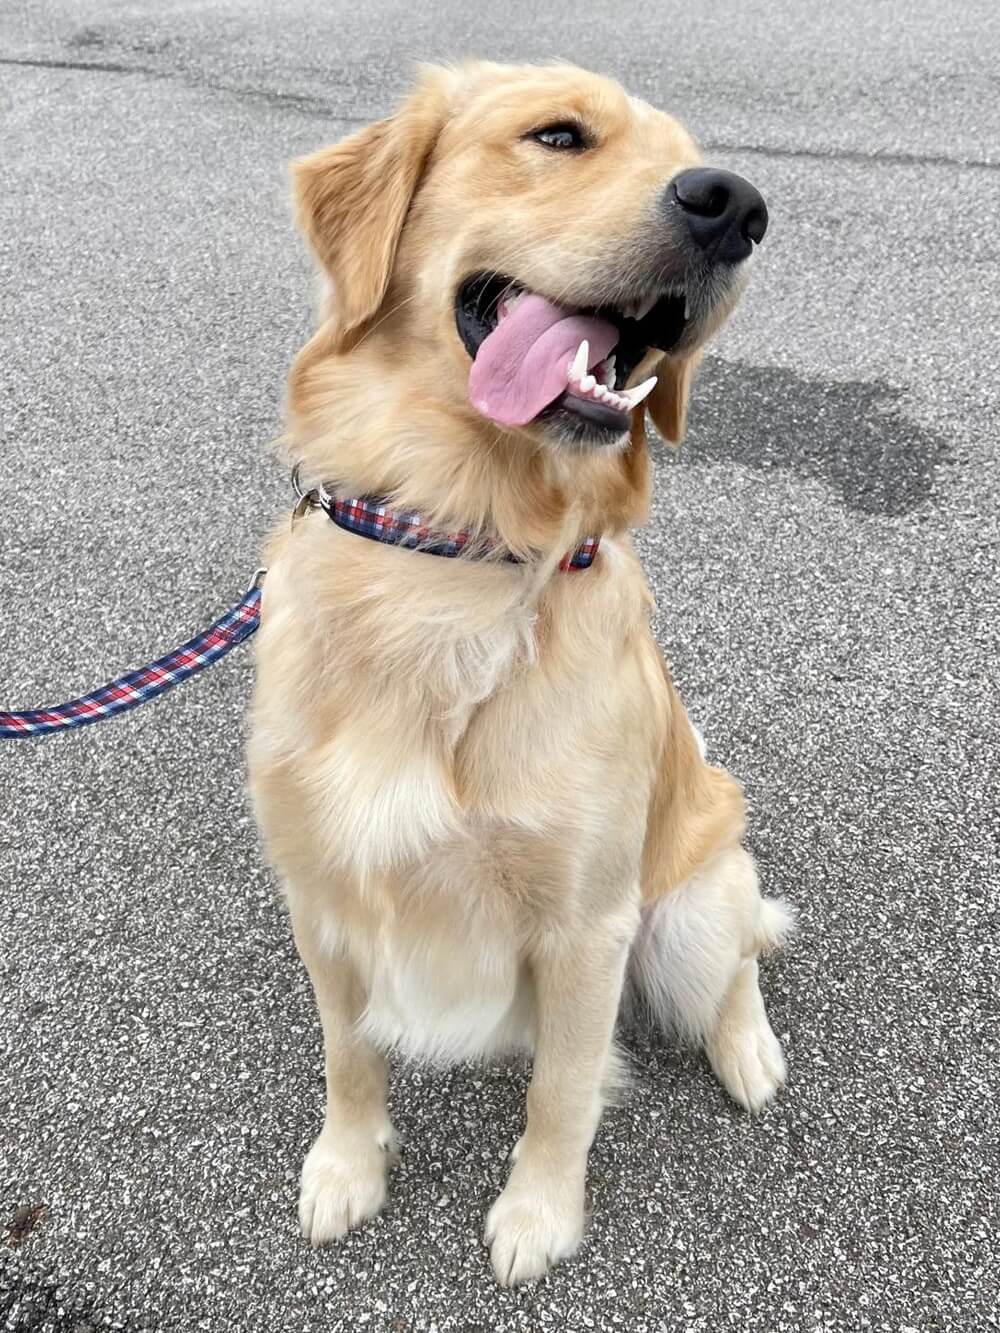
1;2;998;1330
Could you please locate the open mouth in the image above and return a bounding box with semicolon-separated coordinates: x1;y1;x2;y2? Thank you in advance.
456;273;689;440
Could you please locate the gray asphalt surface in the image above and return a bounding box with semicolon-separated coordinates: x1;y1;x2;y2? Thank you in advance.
2;2;998;1330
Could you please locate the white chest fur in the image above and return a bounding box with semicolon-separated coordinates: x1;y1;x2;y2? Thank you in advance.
305;590;538;879
349;895;532;1062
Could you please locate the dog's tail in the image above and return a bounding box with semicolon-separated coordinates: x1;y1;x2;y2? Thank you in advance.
755;896;797;955
624;853;795;1043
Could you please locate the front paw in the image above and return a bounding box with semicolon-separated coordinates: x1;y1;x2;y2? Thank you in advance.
484;1169;585;1286
298;1123;397;1245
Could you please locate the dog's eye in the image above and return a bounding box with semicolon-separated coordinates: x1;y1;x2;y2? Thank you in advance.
530;123;588;152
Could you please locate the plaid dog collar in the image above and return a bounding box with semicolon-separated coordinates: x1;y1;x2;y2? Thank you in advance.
295;474;600;572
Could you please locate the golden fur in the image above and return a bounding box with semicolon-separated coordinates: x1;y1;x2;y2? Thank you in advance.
248;60;792;1286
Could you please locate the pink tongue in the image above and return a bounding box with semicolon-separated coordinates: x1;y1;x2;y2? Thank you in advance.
468;293;619;426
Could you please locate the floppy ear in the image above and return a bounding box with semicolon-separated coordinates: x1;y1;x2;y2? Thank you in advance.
645;351;702;445
292;68;454;341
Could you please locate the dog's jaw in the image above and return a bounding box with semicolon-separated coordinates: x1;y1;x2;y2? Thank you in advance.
452;267;741;449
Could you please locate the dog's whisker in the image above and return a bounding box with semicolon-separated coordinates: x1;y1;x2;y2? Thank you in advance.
351;293;419;349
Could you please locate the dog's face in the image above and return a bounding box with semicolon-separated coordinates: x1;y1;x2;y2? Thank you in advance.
294;63;767;453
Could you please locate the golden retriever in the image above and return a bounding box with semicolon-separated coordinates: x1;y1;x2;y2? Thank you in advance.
248;60;793;1286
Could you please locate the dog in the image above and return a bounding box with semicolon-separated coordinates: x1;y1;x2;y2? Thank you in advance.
248;60;793;1286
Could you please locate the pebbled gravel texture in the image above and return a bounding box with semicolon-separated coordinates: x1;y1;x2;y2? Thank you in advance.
1;1;998;1330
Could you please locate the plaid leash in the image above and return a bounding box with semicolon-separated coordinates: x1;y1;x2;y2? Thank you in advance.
2;472;603;741
0;584;262;740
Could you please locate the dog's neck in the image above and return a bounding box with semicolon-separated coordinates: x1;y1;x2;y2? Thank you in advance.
287;321;652;561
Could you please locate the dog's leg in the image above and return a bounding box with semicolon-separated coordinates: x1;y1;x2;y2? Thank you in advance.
704;955;787;1113
485;913;633;1286
289;906;396;1246
629;847;794;1112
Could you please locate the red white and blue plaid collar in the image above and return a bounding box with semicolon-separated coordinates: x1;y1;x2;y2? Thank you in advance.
296;475;601;572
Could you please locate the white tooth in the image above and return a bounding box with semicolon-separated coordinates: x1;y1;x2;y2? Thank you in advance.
684;297;691;320
635;292;658;321
594;384;609;400
580;373;596;392
570;339;590;382
601;356;616;387
623;375;658;409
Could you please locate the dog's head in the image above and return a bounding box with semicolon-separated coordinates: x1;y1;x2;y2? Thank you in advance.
293;62;766;457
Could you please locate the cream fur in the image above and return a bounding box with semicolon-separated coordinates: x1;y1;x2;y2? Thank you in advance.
248;60;792;1286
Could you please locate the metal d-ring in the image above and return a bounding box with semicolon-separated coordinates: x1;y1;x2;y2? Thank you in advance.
290;463;330;528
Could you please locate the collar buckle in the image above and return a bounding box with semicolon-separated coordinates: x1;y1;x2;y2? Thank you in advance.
290;463;331;528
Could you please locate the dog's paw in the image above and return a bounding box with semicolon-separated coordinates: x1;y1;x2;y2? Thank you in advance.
484;1173;585;1286
298;1123;397;1245
706;1010;786;1113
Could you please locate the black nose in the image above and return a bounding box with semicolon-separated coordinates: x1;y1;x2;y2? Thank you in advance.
668;167;769;264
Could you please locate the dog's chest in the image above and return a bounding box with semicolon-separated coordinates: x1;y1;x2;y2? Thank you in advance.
348;870;533;1062
307;604;540;878
260;551;655;1060
429;597;536;747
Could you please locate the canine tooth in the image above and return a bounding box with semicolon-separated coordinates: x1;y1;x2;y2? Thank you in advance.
499;291;523;320
635;292;658;321
570;339;590;382
580;373;596;392
623;375;658;409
